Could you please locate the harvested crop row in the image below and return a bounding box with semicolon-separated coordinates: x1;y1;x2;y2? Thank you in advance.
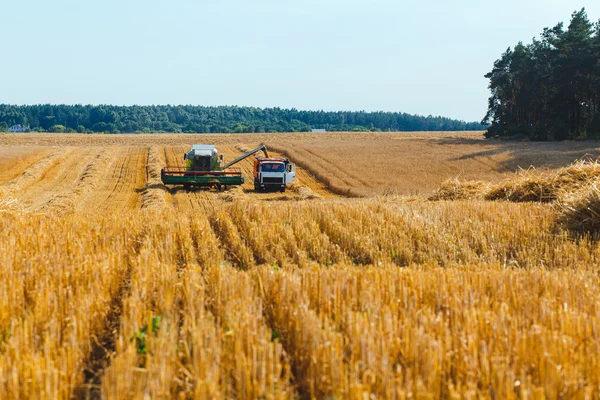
77;148;134;213
0;148;72;200
0;148;54;185
430;159;600;203
15;148;96;211
39;148;117;215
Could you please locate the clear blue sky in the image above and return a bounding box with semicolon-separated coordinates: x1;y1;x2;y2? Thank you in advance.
1;0;598;122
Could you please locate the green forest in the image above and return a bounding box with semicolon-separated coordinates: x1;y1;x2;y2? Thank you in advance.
483;9;600;140
0;104;484;134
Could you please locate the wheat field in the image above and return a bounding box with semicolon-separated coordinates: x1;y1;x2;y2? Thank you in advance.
1;132;600;399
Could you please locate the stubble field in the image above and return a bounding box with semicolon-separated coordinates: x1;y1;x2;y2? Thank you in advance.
2;132;600;399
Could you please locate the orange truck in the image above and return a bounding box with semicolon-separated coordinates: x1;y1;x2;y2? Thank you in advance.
253;156;296;192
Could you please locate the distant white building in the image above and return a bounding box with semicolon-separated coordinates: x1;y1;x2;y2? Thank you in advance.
8;124;27;133
311;129;326;133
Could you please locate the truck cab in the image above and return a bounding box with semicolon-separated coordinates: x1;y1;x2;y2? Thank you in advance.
254;157;296;192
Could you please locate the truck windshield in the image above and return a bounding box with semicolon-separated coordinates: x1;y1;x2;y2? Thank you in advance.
261;163;284;172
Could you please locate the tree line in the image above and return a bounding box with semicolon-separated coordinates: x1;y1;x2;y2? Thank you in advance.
0;104;484;134
483;9;600;140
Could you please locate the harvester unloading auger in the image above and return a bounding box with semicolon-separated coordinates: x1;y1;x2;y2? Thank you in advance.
160;144;296;192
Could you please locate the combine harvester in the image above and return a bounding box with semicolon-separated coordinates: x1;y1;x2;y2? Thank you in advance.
161;144;296;192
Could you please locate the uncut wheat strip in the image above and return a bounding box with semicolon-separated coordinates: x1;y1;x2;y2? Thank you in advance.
102;212;243;399
253;266;355;399
364;201;427;266
188;211;294;398
209;209;256;269
296;265;443;398
0;213;138;400
162;213;226;397
287;205;351;266
399;199;600;269
101;214;190;399
203;265;294;399
189;213;224;269
74;213;148;398
228;201;281;266
243;201;312;268
179;266;224;399
306;266;462;397
315;202;402;265
299;265;600;398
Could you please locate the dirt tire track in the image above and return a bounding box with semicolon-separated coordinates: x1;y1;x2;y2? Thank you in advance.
82;147;147;212
80;148;129;212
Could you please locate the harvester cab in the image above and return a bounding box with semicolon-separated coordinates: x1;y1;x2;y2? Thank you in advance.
183;144;223;171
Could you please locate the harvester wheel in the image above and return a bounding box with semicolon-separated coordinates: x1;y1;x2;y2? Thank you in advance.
183;183;191;191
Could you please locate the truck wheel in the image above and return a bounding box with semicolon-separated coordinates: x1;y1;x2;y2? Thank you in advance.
280;188;286;193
